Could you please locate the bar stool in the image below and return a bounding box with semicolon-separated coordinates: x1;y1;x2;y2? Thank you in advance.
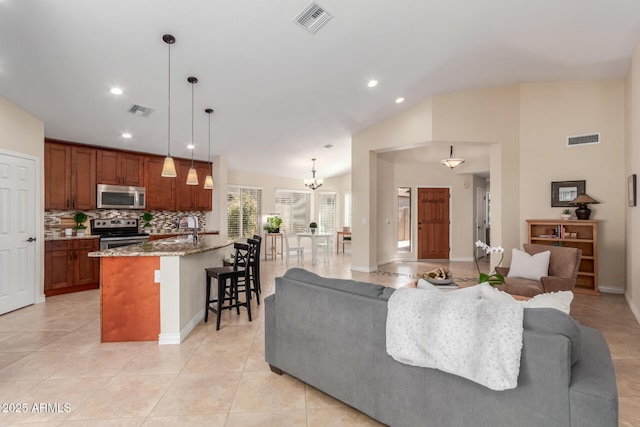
204;242;252;330
246;237;261;305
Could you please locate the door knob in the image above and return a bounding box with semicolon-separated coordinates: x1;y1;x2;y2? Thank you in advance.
27;237;37;242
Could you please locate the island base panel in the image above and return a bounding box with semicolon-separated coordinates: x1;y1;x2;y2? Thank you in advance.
101;257;160;342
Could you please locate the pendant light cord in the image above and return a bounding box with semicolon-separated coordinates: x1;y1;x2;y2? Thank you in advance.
167;42;171;157
191;81;195;167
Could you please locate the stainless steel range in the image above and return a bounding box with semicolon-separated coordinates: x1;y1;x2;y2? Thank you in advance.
91;218;150;251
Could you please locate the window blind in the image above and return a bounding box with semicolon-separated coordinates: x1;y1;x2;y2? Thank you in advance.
275;189;311;233
318;192;336;232
344;191;352;227
227;185;262;239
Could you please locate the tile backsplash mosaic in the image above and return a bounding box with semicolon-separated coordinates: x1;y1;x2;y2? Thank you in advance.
44;209;207;238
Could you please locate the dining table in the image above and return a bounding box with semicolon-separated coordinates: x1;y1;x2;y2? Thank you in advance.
296;232;331;265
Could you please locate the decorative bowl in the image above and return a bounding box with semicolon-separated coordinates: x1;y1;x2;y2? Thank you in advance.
425;277;455;285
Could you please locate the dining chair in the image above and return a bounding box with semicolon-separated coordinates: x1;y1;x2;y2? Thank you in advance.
283;228;304;266
316;229;335;263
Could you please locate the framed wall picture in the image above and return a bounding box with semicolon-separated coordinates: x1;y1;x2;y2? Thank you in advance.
551;180;586;207
628;174;637;207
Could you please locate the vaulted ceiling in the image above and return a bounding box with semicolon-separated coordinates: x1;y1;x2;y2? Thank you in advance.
1;0;640;179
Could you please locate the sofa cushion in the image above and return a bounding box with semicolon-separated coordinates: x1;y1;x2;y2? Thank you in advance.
508;248;550;281
524;308;582;365
282;268;389;299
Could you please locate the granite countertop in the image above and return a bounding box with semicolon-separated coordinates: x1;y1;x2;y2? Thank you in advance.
88;235;233;258
45;235;100;241
150;229;219;236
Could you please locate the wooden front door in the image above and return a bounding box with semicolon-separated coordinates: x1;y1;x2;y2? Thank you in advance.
417;188;450;259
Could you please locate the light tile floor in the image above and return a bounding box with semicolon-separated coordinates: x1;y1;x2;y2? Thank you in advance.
0;254;638;426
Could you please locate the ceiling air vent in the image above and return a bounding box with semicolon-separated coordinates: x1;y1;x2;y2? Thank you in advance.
567;132;600;147
293;2;332;34
128;104;154;118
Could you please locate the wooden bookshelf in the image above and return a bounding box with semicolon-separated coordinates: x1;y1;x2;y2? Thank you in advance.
526;219;599;295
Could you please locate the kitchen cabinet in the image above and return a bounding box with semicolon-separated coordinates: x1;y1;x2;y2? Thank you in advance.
45;239;100;296
176;159;212;211
97;150;144;186
145;156;176;211
45;141;96;210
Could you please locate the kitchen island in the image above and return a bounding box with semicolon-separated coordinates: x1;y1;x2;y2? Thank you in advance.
89;235;233;344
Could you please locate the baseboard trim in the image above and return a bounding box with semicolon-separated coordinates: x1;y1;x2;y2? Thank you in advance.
35;294;46;304
158;308;204;345
599;286;625;294
451;257;474;262
625;293;640;325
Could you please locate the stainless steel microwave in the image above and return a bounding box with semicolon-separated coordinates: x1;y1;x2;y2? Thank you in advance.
97;184;146;209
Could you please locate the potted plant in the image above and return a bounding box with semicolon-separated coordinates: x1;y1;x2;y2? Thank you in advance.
309;221;318;234
142;212;153;233
263;215;283;233
73;212;88;237
561;209;572;220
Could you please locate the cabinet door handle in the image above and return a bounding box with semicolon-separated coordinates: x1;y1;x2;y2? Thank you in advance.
26;237;37;242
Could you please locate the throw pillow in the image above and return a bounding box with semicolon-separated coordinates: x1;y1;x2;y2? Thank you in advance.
507;248;551;281
478;282;517;304
477;282;573;314
524;291;573;315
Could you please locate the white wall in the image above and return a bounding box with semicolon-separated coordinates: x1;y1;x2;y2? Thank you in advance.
519;81;626;292
0;97;45;297
352;81;626;290
625;38;640;322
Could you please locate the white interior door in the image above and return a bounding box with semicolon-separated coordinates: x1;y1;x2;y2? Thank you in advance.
0;152;37;315
476;187;486;259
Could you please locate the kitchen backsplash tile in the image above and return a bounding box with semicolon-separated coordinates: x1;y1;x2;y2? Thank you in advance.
44;209;207;238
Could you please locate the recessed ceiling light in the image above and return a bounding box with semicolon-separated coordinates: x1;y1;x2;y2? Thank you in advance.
187;144;194;149
324;144;333;149
367;80;378;88
110;87;123;95
121;133;132;139
395;97;405;104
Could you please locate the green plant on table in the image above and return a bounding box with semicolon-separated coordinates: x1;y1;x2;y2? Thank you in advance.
309;222;318;229
263;215;283;233
562;209;571;215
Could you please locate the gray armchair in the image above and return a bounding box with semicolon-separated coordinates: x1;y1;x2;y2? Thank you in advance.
495;243;582;297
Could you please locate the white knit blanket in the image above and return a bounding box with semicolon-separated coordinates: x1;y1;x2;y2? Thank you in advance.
386;288;524;391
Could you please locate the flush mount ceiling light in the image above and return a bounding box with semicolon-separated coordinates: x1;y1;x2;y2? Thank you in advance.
367;79;378;88
161;34;177;178
441;145;465;169
186;76;199;186
304;158;323;190
203;108;214;190
110;87;123;95
395;97;405;104
121;133;132;139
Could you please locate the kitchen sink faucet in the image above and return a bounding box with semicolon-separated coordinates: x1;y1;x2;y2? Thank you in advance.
177;214;198;243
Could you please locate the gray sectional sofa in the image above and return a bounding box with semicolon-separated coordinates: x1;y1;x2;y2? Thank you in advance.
264;268;618;427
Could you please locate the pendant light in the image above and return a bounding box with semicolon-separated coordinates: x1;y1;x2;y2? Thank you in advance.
440;145;465;169
186;76;199;185
304;158;323;190
161;34;177;177
203;108;214;189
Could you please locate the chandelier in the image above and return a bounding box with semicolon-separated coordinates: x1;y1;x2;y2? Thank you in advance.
304;158;323;190
440;145;465;169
